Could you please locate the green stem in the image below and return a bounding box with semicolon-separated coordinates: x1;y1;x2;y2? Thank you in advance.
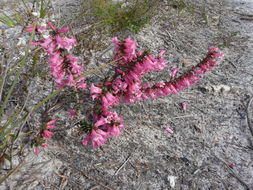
0;24;36;120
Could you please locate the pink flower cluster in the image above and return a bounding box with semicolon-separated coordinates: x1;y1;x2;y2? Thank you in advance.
26;22;87;89
82;83;124;146
82;38;223;147
42;120;57;139
82;110;124;147
111;37;168;103
34;120;57;155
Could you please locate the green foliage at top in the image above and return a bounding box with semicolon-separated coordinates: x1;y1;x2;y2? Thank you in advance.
168;0;195;13
90;0;157;33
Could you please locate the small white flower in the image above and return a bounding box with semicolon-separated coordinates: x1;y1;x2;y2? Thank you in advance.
20;51;25;56
42;33;50;39
17;37;27;47
32;12;39;17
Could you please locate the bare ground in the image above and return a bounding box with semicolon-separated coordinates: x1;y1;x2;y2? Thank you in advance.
0;0;253;190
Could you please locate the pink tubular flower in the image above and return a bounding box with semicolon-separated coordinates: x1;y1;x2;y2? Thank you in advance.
181;103;187;111
37;26;46;34
112;37;120;52
112;78;127;92
165;127;174;134
168;84;179;94
26;25;46;33
46;120;56;129
158;50;166;57
82;129;108;147
155;81;166;88
42;143;49;147
90;84;102;100
85;42;223;147
208;47;219;53
127;82;141;94
108;127;120;136
124;37;137;57
69;109;76;117
47;21;56;31
34;147;39;156
42;130;54;139
47;120;57;125
41;37;55;53
34;144;49;156
46;125;55;129
171;68;178;79
107;125;121;136
34;143;49;156
102;93;119;108
26;25;34;32
56;35;77;51
58;27;69;33
112;36;137;61
34;120;57;155
228;163;236;167
94;116;108;127
76;77;87;89
65;74;75;86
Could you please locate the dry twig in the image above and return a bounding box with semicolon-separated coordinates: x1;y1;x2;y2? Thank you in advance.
213;155;251;190
246;96;253;137
114;154;132;175
69;166;115;190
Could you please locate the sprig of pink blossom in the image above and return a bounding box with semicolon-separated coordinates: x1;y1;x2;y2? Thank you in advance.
26;22;87;89
81;37;223;147
33;120;57;155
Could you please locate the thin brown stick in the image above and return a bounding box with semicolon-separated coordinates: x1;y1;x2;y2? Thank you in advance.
0;162;26;185
168;114;195;120
0;52;9;102
114;154;132;175
246;96;253;137
213;155;251;190
70;166;115;190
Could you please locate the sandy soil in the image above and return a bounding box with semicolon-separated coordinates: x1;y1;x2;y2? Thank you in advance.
0;0;253;189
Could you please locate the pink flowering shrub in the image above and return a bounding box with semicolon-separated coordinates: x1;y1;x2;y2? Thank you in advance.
28;22;224;149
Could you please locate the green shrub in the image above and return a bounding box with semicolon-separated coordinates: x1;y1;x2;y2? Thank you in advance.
87;0;157;33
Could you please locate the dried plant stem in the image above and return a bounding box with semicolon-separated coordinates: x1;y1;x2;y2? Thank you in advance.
213;154;251;190
114;154;132;175
0;162;26;185
0;88;31;141
246;96;253;137
70;166;115;190
0;53;9;102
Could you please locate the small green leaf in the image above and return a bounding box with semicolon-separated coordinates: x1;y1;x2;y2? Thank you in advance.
0;12;17;27
3;153;11;162
40;0;46;18
14;13;24;25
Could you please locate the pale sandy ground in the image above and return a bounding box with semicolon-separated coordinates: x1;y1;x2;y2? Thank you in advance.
0;0;253;189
